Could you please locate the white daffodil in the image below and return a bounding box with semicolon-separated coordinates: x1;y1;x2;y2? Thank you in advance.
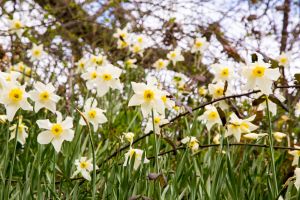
113;27;129;41
243;133;267;140
277;52;291;68
242;60;280;95
81;67;98;90
123;132;135;144
213;134;221;144
79;98;107;130
128;80;165;117
29;81;60;113
144;114;169;134
181;136;199;152
211;63;234;82
273;132;286;142
153;59;169;70
289;146;300;166
72;157;97;181
117;39;129;49
75;57;88;73
161;93;175;111
94;64;122;97
295;168;300;190
29;44;44;61
191;37;208;53
124;58;137;69
208;81;226;99
167;48;184;65
0;71;21;89
295;101;300;117
130;43;144;56
123;148;150;170
9;117;28;145
88;54;108;68
198;86;207;96
13;62;28;73
198;105;222;131
37;112;74;152
8;16;25;38
0;82;32;121
225;113;258;142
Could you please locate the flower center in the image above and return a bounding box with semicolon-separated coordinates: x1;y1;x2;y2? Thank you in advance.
143;90;155;102
96;58;103;65
8;88;23;103
39;91;50;101
51;124;63;136
154;117;161;124
214;87;224;97
170;52;177;59
137;37;143;43
252;66;265;77
133;45;141;53
90;71;97;79
161;95;167;103
280;57;287;64
88;109;97;119
158;61;164;68
221;68;229;77
102;73;112;81
33;50;41;57
208;111;218;120
80;161;88;169
13;21;22;29
195;41;203;48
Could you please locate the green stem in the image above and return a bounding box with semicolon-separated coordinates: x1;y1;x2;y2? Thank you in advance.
7;116;20;198
151;110;159;172
88;126;96;199
265;97;279;196
52;151;56;192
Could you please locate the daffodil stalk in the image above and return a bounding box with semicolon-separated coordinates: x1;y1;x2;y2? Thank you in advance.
265;96;279;196
151;109;159;172
7;115;20;197
76;108;96;199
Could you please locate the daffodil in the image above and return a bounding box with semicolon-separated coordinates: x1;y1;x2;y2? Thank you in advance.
72;157;97;181
8;16;25;38
128;81;165;117
81;67;98;90
0;82;32;121
124;58;137;69
153;59;169;70
75;57;88;73
208;81;229;109
225;113;258;142
213;134;221;144
88;54;108;68
167;48;184;65
289;145;300;166
37;112;74;152
29;44;44;61
123;132;135;145
198;105;222;131
113;27;129;41
211;63;234;82
94;64;123;97
198;86;207;96
123;148;150;170
277;52;291;67
0;71;21;88
79;98;107;130
191;37;208;53
242;60;280;95
181;136;199;152
273;132;286;142
144;114;169;134
295;168;300;190
130;43;144;56
9;117;28;145
29;81;60;113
